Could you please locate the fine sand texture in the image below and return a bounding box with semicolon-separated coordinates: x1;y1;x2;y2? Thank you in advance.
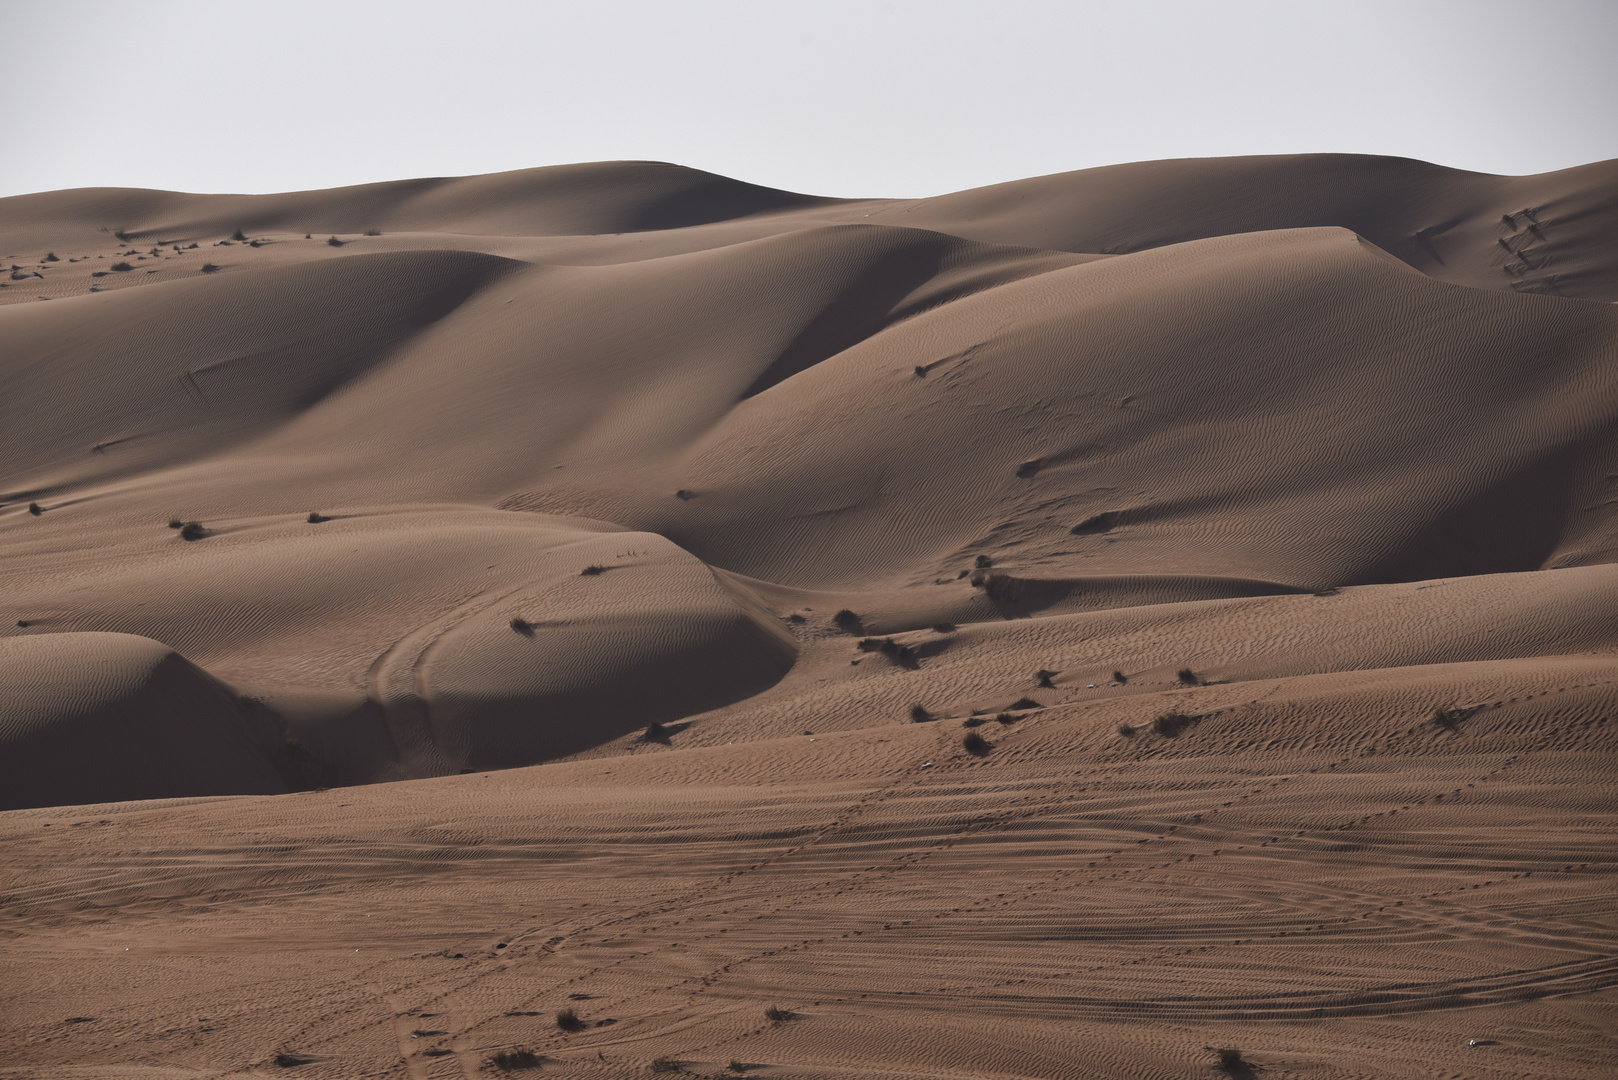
2;155;1617;1078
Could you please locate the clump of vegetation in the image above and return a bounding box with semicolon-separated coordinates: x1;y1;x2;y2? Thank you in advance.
1216;1046;1244;1071
962;716;986;728
1432;707;1459;730
932;621;956;633
643;721;669;742
833;609;863;634
975;554;993;569
111;261;134;272
857;637;918;669
1177;667;1200;686
231;229;247;241
994;712;1016;725
554;1007;584;1032
649;1058;681;1074
580;565;606;576
200;262;220;272
909;704;934;723
1036;669;1057;688
28;502;43;516
510;617;534;635
307;511;329;523
114;229;130;242
727;1061;750;1073
274;1053;312;1067
962;731;991;755
180;521;207;541
1152;712;1195;736
364;228;382;236
1008;697;1042;710
1015;459;1042;478
785;613;805;624
969;570;1014;601
1117;722;1136;737
44;252;59;262
763;1005;791;1022
1113;670;1128;684
675;488;694;500
487;1048;543;1071
327;236;344;247
282;737;314;761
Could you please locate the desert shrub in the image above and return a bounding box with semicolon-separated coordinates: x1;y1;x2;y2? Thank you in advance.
932;622;956;633
114;229;130;241
580;565;606;576
975;554;993;569
180;522;207;541
909;704;934;723
1177;667;1200;686
1432;707;1458;730
1152;712;1194;736
187;242;199;248
510;617;533;635
28;502;42;516
913;364;927;377
200;262;220;272
962;731;991;755
1113;670;1128;684
649;1058;681;1074
857;637;884;652
364;228;382;236
728;1062;749;1073
833;609;863;633
249;239;265;247
858;637;918;668
111;261;134;272
1036;669;1056;688
327;236;344;247
675;488;693;500
969;570;1014;600
307;511;328;523
995;712;1018;725
283;737;314;761
487;1048;543;1071
763;1005;790;1022
962;716;985;728
44;252;58;262
274;1053;312;1067
1015;459;1041;478
555;1008;584;1031
1009;697;1042;710
231;229;247;241
1117;722;1136;737
1217;1047;1244;1070
643;721;669;741
786;613;805;624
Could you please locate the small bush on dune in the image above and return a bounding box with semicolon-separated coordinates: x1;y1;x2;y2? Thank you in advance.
932;621;956;633
580;564;606;576
180;522;207;541
1113;670;1128;684
283;737;314;761
231;229;247;241
200;262;220;272
28;502;43;516
274;1053;312;1067
1117;722;1136;737
728;1061;750;1073
1152;712;1194;736
970;570;1014;601
168;518;183;529
327;236;344;247
763;1005;790;1022
44;252;58;262
1177;668;1200;686
1036;669;1057;688
643;721;669;742
555;1008;584;1032
1008;697;1042;711
833;609;863;634
510;617;534;635
114;229;130;242
111;261;133;272
307;511;329;523
364;228;382;236
909;704;934;723
649;1058;681;1074
487;1048;543;1071
1432;707;1458;730
857;637;918;669
962;716;985;728
962;731;991;755
1217;1046;1244;1071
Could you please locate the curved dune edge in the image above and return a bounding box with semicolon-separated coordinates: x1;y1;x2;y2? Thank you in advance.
0;632;285;811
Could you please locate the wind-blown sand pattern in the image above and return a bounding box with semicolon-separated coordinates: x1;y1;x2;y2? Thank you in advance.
2;155;1617;1077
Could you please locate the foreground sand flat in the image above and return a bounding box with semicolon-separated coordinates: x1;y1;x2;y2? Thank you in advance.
2;155;1617;1076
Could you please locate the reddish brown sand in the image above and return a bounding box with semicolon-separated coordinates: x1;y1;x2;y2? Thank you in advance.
2;156;1617;1078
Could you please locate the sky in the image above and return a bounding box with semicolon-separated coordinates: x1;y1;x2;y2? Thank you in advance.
1;0;1615;200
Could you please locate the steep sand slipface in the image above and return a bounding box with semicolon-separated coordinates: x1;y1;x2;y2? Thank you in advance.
0;632;284;810
2;155;1618;1078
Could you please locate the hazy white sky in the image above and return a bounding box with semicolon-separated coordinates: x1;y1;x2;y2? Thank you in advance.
2;0;1614;199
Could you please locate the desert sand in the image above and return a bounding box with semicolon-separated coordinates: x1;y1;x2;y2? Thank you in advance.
2;154;1617;1078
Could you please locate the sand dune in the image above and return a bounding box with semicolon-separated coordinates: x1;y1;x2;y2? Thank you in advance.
3;154;1617;1077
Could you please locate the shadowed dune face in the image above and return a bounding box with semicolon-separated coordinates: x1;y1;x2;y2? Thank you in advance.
6;154;1618;1080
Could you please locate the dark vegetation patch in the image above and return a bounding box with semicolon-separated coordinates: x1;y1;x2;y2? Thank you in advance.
327;236;344;247
1036;669;1057;688
487;1049;543;1071
833;609;863;634
307;511;329;523
580;565;606;576
857;637;918;669
962;731;991;755
1071;511;1122;535
509;617;534;636
1015;459;1041;478
642;721;669;742
1117;722;1136;737
931;622;956;633
555;1008;584;1032
274;1053;313;1068
111;261;133;272
1152;712;1197;737
909;704;935;723
1177;667;1200;686
180;522;207;541
1113;670;1128;684
1008;697;1042;710
763;1005;791;1022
